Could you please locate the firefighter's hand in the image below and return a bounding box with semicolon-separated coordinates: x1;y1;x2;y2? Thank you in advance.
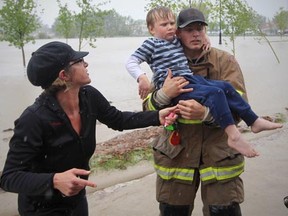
202;34;211;51
178;99;206;120
53;168;96;197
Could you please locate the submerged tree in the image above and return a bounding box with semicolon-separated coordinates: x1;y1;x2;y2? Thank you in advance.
145;0;188;13
145;0;211;15
209;0;257;55
0;0;40;68
55;0;108;50
75;0;100;50
102;9;146;37
55;0;75;44
274;7;288;37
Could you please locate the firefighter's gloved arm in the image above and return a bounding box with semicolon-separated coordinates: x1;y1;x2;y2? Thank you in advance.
143;89;173;112
154;88;171;107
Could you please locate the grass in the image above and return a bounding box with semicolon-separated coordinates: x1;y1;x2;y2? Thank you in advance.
274;112;287;123
89;147;153;172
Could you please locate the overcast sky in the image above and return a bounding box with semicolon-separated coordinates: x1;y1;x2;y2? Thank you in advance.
2;0;288;27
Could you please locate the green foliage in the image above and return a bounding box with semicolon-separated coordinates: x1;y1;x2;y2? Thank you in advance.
55;1;75;43
145;0;212;16
89;148;153;171
210;0;257;55
274;7;288;36
274;112;287;123
0;0;40;67
102;9;148;37
54;1;148;42
145;0;188;13
55;0;109;50
75;0;102;50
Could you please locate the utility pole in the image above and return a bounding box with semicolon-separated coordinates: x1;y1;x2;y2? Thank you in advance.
219;0;222;45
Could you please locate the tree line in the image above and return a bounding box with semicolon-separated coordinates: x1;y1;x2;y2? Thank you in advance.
0;0;288;67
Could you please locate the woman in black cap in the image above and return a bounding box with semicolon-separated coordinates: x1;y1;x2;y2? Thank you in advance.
0;41;177;216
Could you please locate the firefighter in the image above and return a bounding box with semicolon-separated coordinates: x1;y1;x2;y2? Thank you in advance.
143;8;247;216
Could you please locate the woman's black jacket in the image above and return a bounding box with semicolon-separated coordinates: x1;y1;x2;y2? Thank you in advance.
0;85;160;214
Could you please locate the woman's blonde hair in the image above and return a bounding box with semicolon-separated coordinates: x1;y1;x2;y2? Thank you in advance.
44;70;73;94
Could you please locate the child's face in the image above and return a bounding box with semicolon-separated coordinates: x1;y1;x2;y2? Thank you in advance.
149;16;176;41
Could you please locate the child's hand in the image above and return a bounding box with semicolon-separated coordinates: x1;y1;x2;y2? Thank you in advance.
138;74;151;99
202;34;211;51
162;69;193;98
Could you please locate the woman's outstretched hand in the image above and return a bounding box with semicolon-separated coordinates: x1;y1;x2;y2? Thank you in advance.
159;106;179;126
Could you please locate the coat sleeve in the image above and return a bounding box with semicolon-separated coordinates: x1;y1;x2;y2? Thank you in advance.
0;108;55;196
86;86;161;131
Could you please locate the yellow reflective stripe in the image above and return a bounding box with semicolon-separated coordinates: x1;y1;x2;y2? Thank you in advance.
236;89;244;96
200;161;244;182
154;163;195;181
178;118;202;124
145;93;157;111
143;93;151;102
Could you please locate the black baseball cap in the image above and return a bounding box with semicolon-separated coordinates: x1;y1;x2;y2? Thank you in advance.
177;8;208;28
27;41;89;89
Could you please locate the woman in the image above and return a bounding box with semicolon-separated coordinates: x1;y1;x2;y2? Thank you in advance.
0;41;177;216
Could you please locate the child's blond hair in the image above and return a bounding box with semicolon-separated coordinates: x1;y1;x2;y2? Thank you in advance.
146;6;175;32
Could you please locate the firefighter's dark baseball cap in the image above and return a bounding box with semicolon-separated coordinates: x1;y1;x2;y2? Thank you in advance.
177;8;208;28
27;41;89;89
